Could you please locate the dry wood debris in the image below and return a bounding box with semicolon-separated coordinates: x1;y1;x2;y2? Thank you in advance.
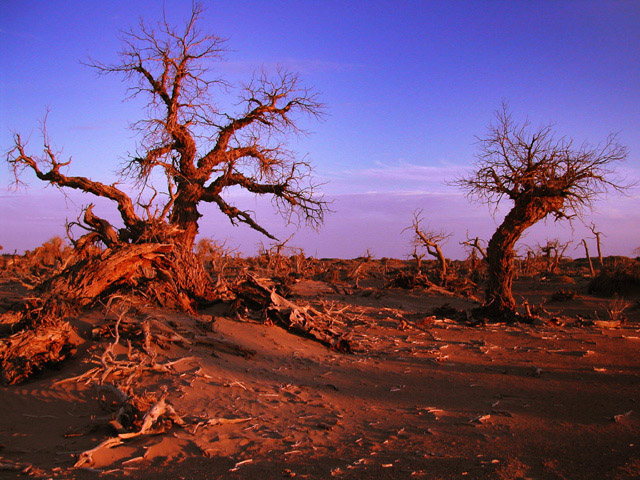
233;275;354;352
0;319;78;385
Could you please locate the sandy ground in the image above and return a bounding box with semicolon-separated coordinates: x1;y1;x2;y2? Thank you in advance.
1;272;639;479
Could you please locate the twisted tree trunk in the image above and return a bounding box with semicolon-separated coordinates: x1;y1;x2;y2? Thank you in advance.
483;195;563;320
169;186;203;250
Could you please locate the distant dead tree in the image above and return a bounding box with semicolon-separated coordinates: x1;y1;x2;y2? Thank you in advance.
410;247;426;273
522;246;536;276
453;104;630;322
405;210;451;285
6;4;325;310
460;233;487;261
538;238;570;273
588;223;606;268
460;232;487;273
349;249;373;288
576;239;596;277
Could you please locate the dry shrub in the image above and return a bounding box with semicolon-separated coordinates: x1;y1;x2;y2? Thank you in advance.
588;258;640;296
606;296;631;322
519;252;547;277
195;238;242;279
250;239;325;281
322;264;342;283
3;236;74;281
453;257;486;284
386;270;431;289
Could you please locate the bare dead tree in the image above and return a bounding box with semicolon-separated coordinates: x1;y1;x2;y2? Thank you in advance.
410;247;426;273
453;103;630;321
405;210;451;285
460;232;487;263
538;238;571;273
576;239;596;277
588;223;606;269
5;4;326;310
523;247;535;276
349;250;373;289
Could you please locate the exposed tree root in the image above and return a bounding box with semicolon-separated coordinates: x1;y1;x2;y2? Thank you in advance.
37;242;219;314
68;305;192;468
0;239;227;384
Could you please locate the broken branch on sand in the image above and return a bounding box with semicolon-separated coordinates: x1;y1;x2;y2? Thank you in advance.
233;275;354;352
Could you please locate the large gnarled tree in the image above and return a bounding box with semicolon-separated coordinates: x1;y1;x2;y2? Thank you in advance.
455;105;629;321
6;5;325;309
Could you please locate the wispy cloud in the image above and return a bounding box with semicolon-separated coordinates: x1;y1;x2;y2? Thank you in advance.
321;160;469;195
345;161;463;182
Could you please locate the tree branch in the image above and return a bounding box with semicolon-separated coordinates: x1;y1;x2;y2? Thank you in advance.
7;134;141;230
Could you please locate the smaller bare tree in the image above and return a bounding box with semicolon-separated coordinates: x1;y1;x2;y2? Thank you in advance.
576;239;596;277
405;210;451;286
588;223;606;269
410;247;426;273
460;233;487;261
538;238;571;273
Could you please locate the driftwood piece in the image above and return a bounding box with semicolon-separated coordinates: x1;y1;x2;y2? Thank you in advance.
234;275;353;352
118;389;185;439
0;320;77;385
74;388;188;468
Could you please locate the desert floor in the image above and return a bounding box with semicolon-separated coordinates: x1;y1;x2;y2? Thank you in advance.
1;268;639;479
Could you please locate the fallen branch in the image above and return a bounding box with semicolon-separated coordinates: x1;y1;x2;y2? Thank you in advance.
234;275;354;352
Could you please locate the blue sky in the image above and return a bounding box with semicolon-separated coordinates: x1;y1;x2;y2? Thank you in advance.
1;1;639;258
